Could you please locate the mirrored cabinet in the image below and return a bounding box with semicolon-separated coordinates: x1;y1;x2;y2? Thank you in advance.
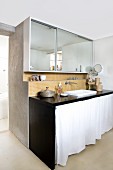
23;17;93;73
30;20;56;71
57;28;92;72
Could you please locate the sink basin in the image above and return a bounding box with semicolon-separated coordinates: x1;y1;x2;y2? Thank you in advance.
64;89;97;97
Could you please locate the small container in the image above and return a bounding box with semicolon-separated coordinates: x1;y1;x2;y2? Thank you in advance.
80;65;82;72
35;75;39;81
50;66;54;71
57;82;62;95
96;83;103;92
31;75;36;81
95;78;100;85
38;87;55;97
30;75;39;81
40;75;46;81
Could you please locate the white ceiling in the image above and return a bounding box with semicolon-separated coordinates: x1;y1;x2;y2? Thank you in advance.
0;0;113;40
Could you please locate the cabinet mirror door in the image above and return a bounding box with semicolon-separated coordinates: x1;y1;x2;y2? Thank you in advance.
30;20;56;71
57;28;93;72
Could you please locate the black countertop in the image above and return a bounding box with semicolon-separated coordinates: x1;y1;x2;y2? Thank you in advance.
30;90;113;107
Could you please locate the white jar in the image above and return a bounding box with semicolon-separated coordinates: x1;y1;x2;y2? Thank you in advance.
40;75;46;81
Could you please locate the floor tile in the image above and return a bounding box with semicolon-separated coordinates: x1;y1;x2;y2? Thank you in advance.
0;129;113;170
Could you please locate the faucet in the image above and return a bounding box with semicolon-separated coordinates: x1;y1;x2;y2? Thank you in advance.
65;81;77;85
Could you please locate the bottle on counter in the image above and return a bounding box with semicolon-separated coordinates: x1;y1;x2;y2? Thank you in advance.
80;65;82;72
95;77;100;86
57;82;63;95
96;82;103;92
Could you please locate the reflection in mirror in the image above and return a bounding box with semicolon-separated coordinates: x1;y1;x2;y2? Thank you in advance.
49;53;55;71
30;20;93;72
57;28;93;72
30;20;56;71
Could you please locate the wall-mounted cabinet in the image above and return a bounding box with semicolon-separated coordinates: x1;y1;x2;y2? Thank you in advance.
23;17;93;73
57;29;92;72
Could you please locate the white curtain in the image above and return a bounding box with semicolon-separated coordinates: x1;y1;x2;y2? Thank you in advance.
55;94;113;166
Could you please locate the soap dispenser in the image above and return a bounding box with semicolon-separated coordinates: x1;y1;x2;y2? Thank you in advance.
57;82;62;95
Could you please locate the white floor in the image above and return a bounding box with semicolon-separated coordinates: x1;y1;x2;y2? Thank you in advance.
0;118;9;132
0;129;113;170
0;131;49;170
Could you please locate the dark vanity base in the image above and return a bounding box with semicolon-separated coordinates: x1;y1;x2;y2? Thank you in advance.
29;98;55;170
29;90;113;169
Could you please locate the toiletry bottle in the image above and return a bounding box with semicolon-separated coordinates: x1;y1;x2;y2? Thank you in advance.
80;65;82;72
57;82;62;95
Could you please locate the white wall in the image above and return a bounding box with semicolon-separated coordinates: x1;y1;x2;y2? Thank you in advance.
30;49;50;71
62;44;78;71
0;35;9;93
94;36;113;90
77;41;92;72
62;41;92;72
